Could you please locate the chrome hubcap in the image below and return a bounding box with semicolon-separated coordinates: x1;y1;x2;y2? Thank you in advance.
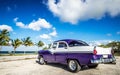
69;60;76;71
40;57;44;64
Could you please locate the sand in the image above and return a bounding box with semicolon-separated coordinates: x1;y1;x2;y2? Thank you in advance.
0;55;120;75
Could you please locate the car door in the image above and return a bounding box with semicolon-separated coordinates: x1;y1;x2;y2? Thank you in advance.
54;41;68;63
45;42;57;62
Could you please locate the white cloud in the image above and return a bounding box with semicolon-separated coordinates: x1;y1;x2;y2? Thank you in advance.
88;40;113;46
39;27;58;40
14;18;52;31
16;22;27;28
0;25;13;31
48;0;120;24
14;17;58;40
28;18;52;31
13;17;18;22
49;27;57;37
117;31;120;35
107;33;112;36
39;34;51;39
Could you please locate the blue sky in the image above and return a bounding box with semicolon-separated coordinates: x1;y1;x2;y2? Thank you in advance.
0;0;120;50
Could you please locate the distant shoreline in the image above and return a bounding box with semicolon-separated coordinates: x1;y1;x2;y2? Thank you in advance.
0;51;37;54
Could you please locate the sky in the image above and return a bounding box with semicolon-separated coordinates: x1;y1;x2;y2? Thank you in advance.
0;0;120;51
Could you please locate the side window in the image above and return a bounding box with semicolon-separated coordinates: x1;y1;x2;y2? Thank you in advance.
52;42;57;48
58;42;67;48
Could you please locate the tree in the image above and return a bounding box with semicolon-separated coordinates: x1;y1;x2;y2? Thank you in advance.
43;46;48;50
36;41;44;48
22;37;33;54
43;44;52;50
48;44;51;49
35;41;44;53
0;29;10;52
106;41;120;52
99;41;120;52
98;44;109;48
11;39;22;54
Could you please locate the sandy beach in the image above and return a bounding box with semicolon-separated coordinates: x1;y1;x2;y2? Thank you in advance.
0;55;120;75
0;55;36;62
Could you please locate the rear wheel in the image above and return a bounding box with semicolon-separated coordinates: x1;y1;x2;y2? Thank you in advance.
68;60;81;72
38;56;46;65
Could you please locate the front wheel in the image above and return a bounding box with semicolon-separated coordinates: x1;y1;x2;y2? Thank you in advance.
68;60;81;72
38;56;46;65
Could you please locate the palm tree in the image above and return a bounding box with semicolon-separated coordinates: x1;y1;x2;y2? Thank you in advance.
43;46;48;50
22;37;33;54
0;29;10;52
11;39;22;54
36;41;44;53
36;41;44;49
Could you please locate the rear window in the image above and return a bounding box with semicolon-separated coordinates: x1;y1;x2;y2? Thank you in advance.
69;40;89;47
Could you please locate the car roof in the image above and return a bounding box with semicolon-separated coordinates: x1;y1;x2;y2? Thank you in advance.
54;39;83;44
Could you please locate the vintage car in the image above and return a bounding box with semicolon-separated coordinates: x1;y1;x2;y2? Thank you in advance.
38;39;116;72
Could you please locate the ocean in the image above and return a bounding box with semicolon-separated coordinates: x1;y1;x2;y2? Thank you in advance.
0;51;37;54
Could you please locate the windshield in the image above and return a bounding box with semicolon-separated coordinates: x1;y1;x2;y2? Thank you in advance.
52;42;57;48
69;40;89;47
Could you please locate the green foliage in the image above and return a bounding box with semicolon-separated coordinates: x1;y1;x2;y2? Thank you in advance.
42;44;52;50
36;41;44;47
98;44;109;48
43;46;48;50
106;41;120;51
21;37;34;54
0;30;48;55
114;52;120;56
48;44;51;48
99;41;120;52
22;37;34;46
0;29;10;46
11;39;22;54
0;29;10;53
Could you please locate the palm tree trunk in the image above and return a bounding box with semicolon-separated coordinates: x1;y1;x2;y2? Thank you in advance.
13;48;16;55
0;46;2;51
24;47;26;55
24;50;25;54
37;47;39;54
0;46;2;55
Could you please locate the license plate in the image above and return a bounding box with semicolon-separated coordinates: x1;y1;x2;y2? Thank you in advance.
103;55;108;58
102;59;110;63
